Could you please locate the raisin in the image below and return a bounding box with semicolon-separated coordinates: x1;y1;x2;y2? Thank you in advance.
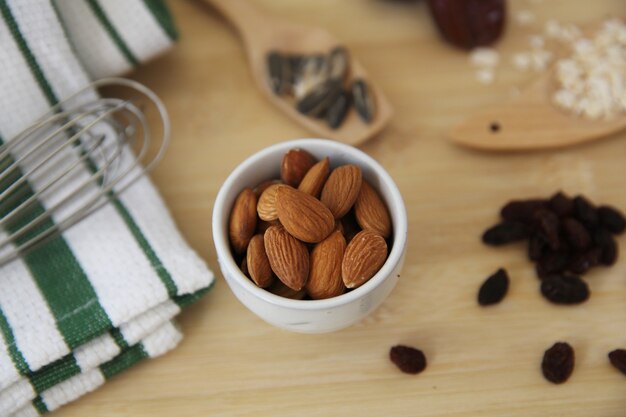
482;222;529;246
594;229;618;266
535;263;551;281
528;233;548;261
568;248;601;275
389;345;427;374
573;195;598;227
500;199;547;223
549;191;574;217
478;268;509;306
537;251;570;274
598;205;626;235
533;209;561;250
608;349;626;376
540;274;589;304
542;342;574;384
562;218;591;251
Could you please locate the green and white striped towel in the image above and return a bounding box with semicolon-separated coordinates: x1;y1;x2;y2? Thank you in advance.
0;0;214;415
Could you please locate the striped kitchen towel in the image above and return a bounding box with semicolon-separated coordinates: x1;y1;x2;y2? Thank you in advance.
0;0;214;415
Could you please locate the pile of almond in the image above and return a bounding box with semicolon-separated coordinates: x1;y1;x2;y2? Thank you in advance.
228;148;392;300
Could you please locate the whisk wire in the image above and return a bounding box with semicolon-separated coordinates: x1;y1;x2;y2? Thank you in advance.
0;78;169;265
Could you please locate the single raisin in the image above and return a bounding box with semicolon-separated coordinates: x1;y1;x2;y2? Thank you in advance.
540;274;589;304
573;195;598;227
608;349;626;376
528;233;548;261
389;345;427;374
535;263;551;281
500;199;547;224
478;268;509;306
598;205;626;235
594;229;618;266
533;209;561;250
567;248;601;275
537;251;570;274
482;222;529;246
562;218;591;251
549;191;574;217
542;342;575;384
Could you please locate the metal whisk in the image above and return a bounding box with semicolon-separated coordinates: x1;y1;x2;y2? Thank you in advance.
0;78;169;266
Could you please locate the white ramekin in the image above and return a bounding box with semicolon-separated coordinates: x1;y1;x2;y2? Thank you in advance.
212;139;407;333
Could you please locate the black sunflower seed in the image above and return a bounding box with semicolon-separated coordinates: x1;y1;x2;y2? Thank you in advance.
352;79;375;123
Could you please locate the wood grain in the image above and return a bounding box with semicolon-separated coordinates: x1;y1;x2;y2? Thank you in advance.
57;1;626;416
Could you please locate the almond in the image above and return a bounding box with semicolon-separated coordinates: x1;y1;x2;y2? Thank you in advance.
246;234;274;288
281;148;317;187
298;157;330;198
267;279;307;300
264;225;309;290
320;164;362;219
340;209;361;243
276;186;335;243
257;184;283;221
240;257;249;277
354;181;392;238
254;179;281;197
256;219;279;235
306;230;346;299
342;230;387;289
229;187;257;254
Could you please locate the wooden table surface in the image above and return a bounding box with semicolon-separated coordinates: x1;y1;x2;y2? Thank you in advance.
58;1;626;416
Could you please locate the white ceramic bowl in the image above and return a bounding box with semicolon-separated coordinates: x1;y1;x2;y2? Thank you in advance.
212;139;407;333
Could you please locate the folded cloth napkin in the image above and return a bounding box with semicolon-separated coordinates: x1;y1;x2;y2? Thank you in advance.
0;1;214;415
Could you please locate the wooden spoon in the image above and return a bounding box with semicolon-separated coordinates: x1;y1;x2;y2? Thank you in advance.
204;0;393;146
449;57;626;152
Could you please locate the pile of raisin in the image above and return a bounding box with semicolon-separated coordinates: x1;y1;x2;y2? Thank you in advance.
482;192;625;304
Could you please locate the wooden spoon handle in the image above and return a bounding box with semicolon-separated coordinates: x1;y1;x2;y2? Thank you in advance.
205;0;268;42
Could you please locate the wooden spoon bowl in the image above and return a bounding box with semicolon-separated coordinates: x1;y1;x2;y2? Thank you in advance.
204;0;393;146
449;74;626;152
449;17;626;151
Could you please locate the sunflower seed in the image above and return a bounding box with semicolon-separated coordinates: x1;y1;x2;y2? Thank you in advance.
296;79;343;117
287;54;305;85
267;52;290;95
352;79;376;123
326;91;351;129
294;56;329;100
328;47;350;83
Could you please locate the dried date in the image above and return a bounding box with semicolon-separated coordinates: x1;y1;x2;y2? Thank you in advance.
478;268;509;306
426;0;507;50
389;345;427;374
542;342;575;384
